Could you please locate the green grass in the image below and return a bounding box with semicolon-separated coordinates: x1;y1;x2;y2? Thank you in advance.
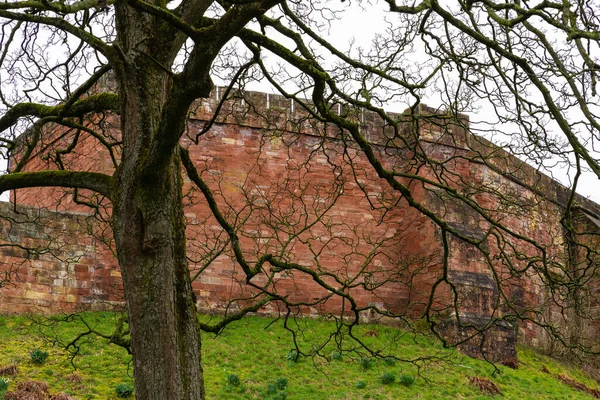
0;312;598;399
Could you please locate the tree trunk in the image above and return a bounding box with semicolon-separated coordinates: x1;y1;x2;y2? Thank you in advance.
111;65;205;398
113;153;204;399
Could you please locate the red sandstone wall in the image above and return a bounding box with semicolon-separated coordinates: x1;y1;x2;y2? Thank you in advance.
8;89;449;322
180;120;444;318
0;202;122;313
5;86;600;363
412;116;600;358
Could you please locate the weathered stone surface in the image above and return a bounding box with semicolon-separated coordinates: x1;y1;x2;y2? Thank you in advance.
0;202;121;313
3;87;600;365
439;313;518;367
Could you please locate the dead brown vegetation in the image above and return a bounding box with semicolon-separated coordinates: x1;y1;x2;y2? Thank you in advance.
468;376;502;396
2;380;72;400
64;373;82;384
558;373;600;398
0;366;17;378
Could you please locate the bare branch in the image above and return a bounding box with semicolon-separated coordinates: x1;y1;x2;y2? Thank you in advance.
0;170;112;198
0;92;119;134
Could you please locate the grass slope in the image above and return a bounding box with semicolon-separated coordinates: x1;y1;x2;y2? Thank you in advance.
0;312;598;399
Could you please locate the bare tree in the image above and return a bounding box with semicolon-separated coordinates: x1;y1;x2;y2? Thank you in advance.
1;0;600;398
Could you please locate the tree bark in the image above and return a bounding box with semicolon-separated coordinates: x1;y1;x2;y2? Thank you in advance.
113;162;204;399
112;135;204;399
110;54;205;398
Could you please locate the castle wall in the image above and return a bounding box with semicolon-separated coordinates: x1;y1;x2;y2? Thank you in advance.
4;87;600;365
0;202;121;313
8;89;449;322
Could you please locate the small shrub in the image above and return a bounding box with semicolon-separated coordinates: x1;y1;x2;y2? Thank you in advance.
266;383;278;395
30;349;49;365
359;357;374;370
381;373;396;385
331;351;343;361
384;357;396;366
266;377;288;396
275;377;288;391
285;349;300;363
115;383;134;398
271;392;287;400
0;377;10;392
398;374;415;387
226;374;241;387
356;380;367;389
